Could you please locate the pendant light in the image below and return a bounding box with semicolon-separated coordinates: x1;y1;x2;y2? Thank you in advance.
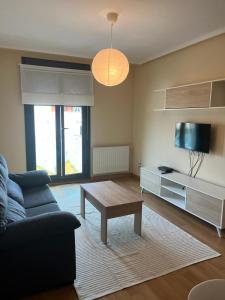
92;12;129;87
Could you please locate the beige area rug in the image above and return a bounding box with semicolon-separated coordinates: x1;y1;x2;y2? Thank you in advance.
52;184;220;300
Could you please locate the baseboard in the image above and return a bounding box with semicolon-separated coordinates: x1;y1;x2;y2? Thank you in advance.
131;173;140;180
91;172;132;182
50;172;134;186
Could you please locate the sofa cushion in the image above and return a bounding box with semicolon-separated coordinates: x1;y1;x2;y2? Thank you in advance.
0;175;7;234
26;202;60;217
6;197;26;223
9;170;51;190
7;179;24;206
23;185;57;209
0;155;8;182
0;154;8;171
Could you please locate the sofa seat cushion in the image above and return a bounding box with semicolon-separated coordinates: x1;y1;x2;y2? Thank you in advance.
23;185;57;209
26;202;60;217
7;197;26;223
7;179;24;206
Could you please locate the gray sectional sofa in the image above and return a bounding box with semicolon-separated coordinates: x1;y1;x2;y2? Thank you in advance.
0;155;81;298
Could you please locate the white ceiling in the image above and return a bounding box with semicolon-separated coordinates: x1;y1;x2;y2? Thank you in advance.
0;0;225;64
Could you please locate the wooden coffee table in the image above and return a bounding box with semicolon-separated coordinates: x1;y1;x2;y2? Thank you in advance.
80;181;143;244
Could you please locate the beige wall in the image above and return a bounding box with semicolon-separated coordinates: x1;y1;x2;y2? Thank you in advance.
133;33;225;186
0;48;133;172
2;33;225;183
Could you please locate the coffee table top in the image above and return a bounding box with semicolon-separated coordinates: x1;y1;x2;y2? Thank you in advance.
80;181;143;208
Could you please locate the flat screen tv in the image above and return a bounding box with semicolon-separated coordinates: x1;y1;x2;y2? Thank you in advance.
175;122;211;153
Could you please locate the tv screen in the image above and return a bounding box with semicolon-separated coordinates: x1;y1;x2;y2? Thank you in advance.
175;122;211;153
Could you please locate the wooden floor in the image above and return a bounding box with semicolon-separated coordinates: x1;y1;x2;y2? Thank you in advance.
24;176;225;300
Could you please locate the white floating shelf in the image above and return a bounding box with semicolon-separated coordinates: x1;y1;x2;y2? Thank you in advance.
152;77;225;111
153;106;225;112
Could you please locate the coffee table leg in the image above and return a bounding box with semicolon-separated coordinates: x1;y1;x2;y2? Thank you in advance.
80;187;86;218
101;212;107;244
134;206;142;236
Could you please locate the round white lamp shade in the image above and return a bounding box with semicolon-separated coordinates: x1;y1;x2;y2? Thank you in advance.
92;48;129;86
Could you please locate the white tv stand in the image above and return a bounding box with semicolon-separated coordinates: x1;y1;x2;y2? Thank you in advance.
140;167;225;237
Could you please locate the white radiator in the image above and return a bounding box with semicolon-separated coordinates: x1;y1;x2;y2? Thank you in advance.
92;146;130;175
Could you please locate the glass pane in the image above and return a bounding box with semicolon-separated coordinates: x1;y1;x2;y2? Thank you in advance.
34;106;57;175
64;106;82;175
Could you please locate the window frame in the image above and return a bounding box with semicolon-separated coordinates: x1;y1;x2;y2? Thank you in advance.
22;57;91;182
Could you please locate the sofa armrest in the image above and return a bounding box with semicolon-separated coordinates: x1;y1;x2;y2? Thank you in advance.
9;170;51;190
0;211;81;251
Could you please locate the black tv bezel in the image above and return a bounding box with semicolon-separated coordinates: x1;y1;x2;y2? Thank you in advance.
175;122;211;154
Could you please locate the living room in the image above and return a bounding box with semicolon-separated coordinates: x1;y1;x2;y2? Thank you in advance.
1;1;225;300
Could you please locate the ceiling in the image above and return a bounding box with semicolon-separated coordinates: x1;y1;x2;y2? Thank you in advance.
0;0;225;64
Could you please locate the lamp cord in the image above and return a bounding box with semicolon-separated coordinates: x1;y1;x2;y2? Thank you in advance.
110;23;113;48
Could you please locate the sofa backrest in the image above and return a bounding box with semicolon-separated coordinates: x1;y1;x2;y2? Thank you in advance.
7;179;24;206
0;155;26;233
0;155;8;233
0;155;8;181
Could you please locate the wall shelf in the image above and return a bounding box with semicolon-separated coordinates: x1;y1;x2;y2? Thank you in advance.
153;77;225;111
153;106;225;112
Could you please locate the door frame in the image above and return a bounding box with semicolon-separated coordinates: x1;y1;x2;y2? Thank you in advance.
24;104;91;182
22;57;91;182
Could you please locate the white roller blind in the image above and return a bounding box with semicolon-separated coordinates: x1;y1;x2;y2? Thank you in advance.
20;64;94;106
